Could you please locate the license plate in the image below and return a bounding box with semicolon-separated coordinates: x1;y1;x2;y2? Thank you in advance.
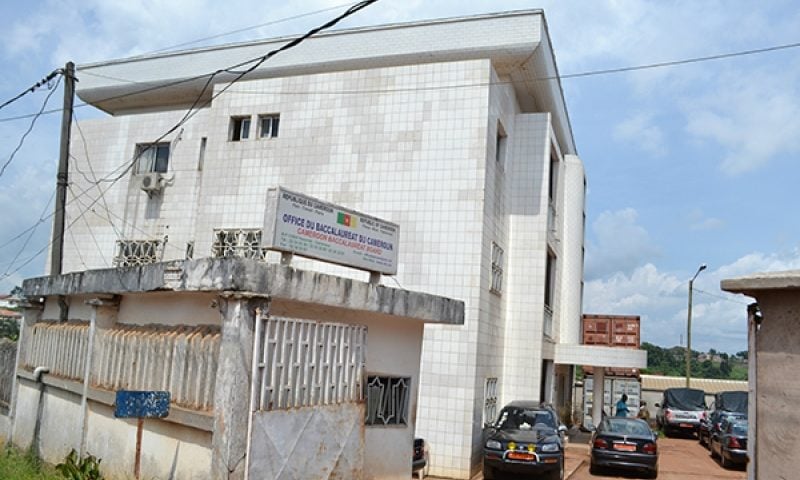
613;443;636;452
680;423;693;428
507;451;536;461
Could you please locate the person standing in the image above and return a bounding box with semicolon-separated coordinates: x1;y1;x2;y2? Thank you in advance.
615;394;630;417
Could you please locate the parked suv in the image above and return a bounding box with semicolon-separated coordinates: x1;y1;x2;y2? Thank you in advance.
656;387;706;436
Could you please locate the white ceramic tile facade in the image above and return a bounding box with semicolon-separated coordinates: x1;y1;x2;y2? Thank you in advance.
62;18;588;480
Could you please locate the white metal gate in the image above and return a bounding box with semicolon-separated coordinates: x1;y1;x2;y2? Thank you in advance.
246;315;367;480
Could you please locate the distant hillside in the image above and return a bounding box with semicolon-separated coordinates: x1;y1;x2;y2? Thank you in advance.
641;342;748;380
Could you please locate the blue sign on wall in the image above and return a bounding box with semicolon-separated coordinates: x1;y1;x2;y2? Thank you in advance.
114;391;171;419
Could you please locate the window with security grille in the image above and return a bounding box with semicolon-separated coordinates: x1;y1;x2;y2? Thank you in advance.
484;377;499;424
365;375;410;426
114;240;161;267
134;143;170;174
491;242;504;294
211;229;266;260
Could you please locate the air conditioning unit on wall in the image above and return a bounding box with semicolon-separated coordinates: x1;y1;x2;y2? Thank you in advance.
137;172;165;195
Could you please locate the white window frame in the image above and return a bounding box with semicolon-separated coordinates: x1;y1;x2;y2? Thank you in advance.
134;143;170;174
230;116;251;141
258;113;280;138
484;377;499;425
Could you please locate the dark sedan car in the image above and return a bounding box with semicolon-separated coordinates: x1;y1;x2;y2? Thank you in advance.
590;417;659;479
483;402;567;480
699;391;748;448
711;419;748;469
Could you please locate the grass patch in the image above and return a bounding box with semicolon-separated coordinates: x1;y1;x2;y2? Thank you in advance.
0;446;62;480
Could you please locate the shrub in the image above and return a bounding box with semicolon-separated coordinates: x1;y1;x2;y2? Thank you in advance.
55;450;104;480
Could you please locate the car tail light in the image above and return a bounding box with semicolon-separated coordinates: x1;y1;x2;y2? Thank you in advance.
593;438;608;449
642;442;657;455
665;410;673;420
728;437;742;449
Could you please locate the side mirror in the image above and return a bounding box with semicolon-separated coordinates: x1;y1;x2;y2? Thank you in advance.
558;425;568;434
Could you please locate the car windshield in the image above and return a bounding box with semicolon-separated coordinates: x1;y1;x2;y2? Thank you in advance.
603;419;651;436
731;423;748;436
495;408;555;431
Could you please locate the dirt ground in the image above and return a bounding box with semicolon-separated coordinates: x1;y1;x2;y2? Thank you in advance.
567;436;747;480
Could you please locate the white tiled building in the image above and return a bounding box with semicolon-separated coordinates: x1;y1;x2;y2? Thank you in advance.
61;10;644;478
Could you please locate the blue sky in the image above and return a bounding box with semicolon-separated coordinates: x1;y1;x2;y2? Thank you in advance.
2;0;799;354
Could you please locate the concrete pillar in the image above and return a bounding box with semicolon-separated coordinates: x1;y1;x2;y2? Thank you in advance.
8;299;44;445
211;294;270;480
592;367;605;427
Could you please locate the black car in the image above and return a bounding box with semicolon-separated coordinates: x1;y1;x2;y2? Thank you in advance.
710;419;748;469
590;417;659;479
483;401;566;480
698;391;747;448
412;437;428;478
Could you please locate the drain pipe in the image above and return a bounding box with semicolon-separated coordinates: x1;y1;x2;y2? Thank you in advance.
79;300;100;459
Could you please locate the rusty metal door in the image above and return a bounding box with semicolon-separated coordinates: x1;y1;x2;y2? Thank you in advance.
245;316;367;480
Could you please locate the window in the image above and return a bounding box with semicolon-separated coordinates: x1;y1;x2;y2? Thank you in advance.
495;122;507;166
211;229;266;260
230;116;251;141
259;114;280;138
491;242;504;294
365;375;410;426
548;150;558;202
484;378;498;425
134;143;170;174
544;250;556;309
114;239;161;267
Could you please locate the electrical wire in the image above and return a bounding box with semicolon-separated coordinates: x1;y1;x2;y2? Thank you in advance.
0;75;62;179
0;1;381;279
0;69;61;111
694;288;750;306
145;1;358;54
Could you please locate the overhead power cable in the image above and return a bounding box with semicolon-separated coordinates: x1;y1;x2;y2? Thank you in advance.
3;34;800;125
0;69;61;111
0;75;63;179
146;1;357;54
0;1;381;279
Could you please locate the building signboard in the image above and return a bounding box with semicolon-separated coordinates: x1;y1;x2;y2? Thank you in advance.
263;187;399;275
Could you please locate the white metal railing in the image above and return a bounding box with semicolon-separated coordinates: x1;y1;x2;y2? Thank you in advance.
0;338;17;408
252;316;367;411
543;305;554;338
22;321;89;381
93;325;220;411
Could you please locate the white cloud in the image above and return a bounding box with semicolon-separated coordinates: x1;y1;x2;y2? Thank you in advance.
687;209;725;231
585;208;660;280
585;249;800;354
613;113;666;157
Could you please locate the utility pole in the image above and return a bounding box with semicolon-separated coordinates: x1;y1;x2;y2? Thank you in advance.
50;62;75;276
686;263;707;387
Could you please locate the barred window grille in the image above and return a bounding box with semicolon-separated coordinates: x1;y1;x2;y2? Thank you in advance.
211;229;267;260
114;240;161;267
252;316;367;411
484;377;499;424
491;242;504;294
365;375;410;426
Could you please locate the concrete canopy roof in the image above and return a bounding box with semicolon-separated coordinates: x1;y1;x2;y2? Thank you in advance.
75;9;577;155
721;269;800;295
21;258;464;326
554;344;647;369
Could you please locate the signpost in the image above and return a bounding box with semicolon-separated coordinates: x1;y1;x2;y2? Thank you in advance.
263;187;400;275
114;391;170;480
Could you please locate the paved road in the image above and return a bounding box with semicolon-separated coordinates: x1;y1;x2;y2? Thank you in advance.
568;437;746;480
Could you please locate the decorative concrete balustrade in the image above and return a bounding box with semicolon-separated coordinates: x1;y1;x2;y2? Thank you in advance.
19;321;220;411
0;339;16;408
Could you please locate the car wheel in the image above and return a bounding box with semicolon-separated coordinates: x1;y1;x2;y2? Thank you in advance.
647;466;658;479
589;461;601;475
483;463;495;480
720;451;729;469
709;443;717;459
698;433;705;447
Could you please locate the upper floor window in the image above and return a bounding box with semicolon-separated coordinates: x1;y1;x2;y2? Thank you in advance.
491;242;504;295
230;116;251;141
211;228;266;260
548;149;558;203
259;114;280;138
496;122;507;167
134;143;169;174
545;250;557;309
